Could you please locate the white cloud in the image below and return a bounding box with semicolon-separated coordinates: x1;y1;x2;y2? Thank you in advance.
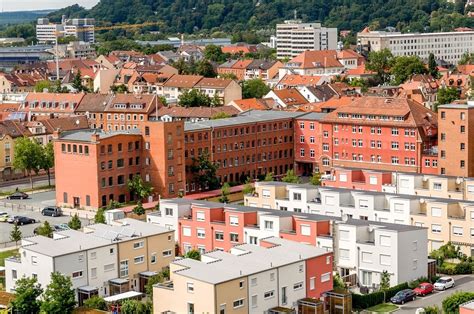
2;0;99;12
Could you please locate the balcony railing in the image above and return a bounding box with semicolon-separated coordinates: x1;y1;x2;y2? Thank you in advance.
423;147;438;156
6;256;20;263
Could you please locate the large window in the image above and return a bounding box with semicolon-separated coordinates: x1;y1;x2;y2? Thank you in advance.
120;260;129;277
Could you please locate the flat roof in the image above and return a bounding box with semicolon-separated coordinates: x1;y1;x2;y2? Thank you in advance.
359;30;474;37
172;237;328;284
184;110;305;131
103;291;143;302
461;300;474;310
59;128;141;142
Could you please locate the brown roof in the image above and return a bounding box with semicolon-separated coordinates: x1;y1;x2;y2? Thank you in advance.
154;106;239;119
164;74;203;88
229;98;274;111
25;93;85;112
0;120;31;138
297;96;358;112
195;78;233;89
271;89;309;106
288;50;344;69
40;116;90;133
278;74;324;87
105;94;160;113
76;94;113;113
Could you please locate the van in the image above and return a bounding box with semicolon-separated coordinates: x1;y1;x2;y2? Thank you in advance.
41;206;62;217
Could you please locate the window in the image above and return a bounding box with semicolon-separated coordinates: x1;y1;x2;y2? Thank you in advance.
339;249;349;260
301;225;311;236
309;277;315;290
391;128;399;135
72;271;83;279
11;269;17;280
264;290;275;299
239;280;244;289
150;254;157;264
431;224;442;233
270;272;275;281
293;282;303;290
262;189;271;198
431;207;442;217
197;228;205;238
433;182;442;190
120;261;129;276
215;231;224;241
196;211;205;221
453;226;463;236
182;227;191;237
380;254;391;266
251;277;257;286
380;235;391;246
249;236;258;245
91;267;97;278
362;271;372;286
229;216;239;226
359;199;369;209
300;135;305;143
133;241;144;249
230;233;239;242
134;256;144;264
233;299;244;309
321;272;331;282
264;220;274;230
187;282;194;293
361;252;373;263
293;192;302;201
339;230;350;241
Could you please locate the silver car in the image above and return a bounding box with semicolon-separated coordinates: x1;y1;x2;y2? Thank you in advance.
434;277;455;290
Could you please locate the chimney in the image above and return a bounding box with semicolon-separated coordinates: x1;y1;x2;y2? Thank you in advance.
52;128;61;139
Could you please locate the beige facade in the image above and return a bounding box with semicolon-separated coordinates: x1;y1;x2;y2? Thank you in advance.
244;182;287;208
215;279;248;314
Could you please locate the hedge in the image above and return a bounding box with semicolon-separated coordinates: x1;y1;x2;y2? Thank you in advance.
352;282;409;310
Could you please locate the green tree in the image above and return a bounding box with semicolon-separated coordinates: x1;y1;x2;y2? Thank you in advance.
219;182;231;203
40;272;76;314
178;89;213;107
72;70;87;92
106;200;121;210
424;305;442;314
94;207;106;224
34;80;52;92
127;174;153;201
391;56;427;85
36;221;54;238
145;271;167;298
366;49;394;83
121;299;150;314
242;79;270;99
458;52;474;65
173;58;190;75
110;84;129;93
442;291;474;314
39;142;54;187
309;172;322;186
242;177;254;195
68;214;82;230
13;137;42;189
333;273;345;289
282;169;300;183
436;87;460;110
264;172;274;181
10;222;22;245
191;153;219;190
196;59;217;77
428;53;439;78
203;44;226;63
184;249;201;260
211;112;231;120
133;200;146;216
380;270;391;291
219;73;238;80
83;295;107;311
10;276;43;314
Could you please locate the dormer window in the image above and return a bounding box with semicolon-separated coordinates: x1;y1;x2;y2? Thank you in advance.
130;104;143;109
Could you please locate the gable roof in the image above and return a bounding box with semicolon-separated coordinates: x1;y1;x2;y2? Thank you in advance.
229;98;275;111
287;50;344;69
163;74;203;88
75;94;113;113
195;78;233;88
40;115;90;133
270;88;309;107
278;74;325;87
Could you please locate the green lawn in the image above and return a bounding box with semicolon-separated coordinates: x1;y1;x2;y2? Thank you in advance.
366;303;399;313
0;249;18;267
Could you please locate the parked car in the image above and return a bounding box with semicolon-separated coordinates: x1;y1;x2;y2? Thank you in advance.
41;206;62;217
391;289;416;304
34;223;70;235
0;212;8;222
6;192;29;199
7;216;18;223
13;216;36;225
413;282;434;296
434;277;455;290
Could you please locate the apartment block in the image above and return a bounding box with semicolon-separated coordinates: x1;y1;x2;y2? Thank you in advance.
357;29;474;65
245;181;474;256
437;102;474;177
37;17;95;44
318;97;438;174
154;237;333;314
6;219;174;305
276;20;338;59
148;198;428;288
53;120;185;209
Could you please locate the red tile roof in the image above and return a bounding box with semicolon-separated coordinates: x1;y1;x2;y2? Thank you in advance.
278;74;325;87
195;78;233;88
270;89;309;107
164;75;203;88
230;98;274;111
40;115;90;133
288;50;344;69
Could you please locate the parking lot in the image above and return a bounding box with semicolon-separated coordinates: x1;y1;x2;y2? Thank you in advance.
0;191;90;244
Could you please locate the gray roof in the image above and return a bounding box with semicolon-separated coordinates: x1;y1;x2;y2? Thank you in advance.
296;112;328;121
59;128;141;142
22;229;111;257
340;217;423;232
437;103;474;109
184;110;305;131
85;218;171;241
247;59;278;70
172;237;328;284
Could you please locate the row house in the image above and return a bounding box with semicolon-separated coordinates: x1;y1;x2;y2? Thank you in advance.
318;97;438;174
154;237;332;314
245;181;474;256
6;219;174;304
183;111;300;191
147;198;427;288
21;92;85;120
53;120;185;209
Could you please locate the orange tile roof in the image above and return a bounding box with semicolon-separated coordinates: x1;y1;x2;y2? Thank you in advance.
25;92;85;106
278;74;324;87
230;98;272;111
346;63;375;76
456;65;474;75
164;74;203;88
195;78;233;88
299;96;357;112
221;45;257;54
288;50;343;69
231;59;253;69
271;89;309;106
337;49;363;59
40;115;90;133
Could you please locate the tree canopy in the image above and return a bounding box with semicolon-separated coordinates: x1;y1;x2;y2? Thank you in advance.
242;79;270;99
10;276;43;314
13;137;42;189
191;153;220;190
40;272;76;314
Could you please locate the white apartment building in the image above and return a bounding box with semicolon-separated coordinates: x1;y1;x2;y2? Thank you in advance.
147;198;193;238
357;30;474;65
36;17;95;44
332;219;427;288
5;230;118;301
276;20;338;59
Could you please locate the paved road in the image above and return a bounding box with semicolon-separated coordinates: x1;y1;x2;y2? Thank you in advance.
0;175;55;193
396;274;474;313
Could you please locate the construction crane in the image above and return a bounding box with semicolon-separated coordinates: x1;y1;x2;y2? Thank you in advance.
52;21;165;83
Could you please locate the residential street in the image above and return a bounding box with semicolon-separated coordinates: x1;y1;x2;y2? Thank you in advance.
396;275;474;313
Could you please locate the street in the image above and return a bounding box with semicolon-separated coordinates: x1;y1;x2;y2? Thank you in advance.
0;175;54;193
396;275;474;313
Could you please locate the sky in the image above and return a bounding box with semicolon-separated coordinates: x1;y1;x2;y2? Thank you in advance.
1;0;99;12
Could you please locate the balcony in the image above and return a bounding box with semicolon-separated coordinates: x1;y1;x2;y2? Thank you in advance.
447;215;466;221
6;256;20;263
280;229;296;235
210;220;226;225
156;281;174;291
423;147;438;156
244;223;259;229
356;239;375;245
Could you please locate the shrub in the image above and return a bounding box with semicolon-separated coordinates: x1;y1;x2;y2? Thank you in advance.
454;262;473;274
352;282;409;310
442;291;474;314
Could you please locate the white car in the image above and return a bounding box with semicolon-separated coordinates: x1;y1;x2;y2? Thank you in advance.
434;277;455;290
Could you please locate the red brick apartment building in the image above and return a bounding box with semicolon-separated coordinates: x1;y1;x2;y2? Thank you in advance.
317;97;438;174
183;111;300;192
54;120;184;209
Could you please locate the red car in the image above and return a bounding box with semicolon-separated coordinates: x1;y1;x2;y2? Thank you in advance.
413;282;434;296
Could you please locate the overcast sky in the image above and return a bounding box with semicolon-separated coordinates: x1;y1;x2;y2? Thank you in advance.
2;0;99;12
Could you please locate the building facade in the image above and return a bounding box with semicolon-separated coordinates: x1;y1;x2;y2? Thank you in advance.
37;18;95;44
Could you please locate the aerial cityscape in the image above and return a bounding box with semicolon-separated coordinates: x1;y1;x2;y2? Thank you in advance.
0;0;473;313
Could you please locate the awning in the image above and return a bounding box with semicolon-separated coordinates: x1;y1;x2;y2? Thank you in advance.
139;271;157;277
78;285;98;293
103;291;143;303
109;278;129;285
